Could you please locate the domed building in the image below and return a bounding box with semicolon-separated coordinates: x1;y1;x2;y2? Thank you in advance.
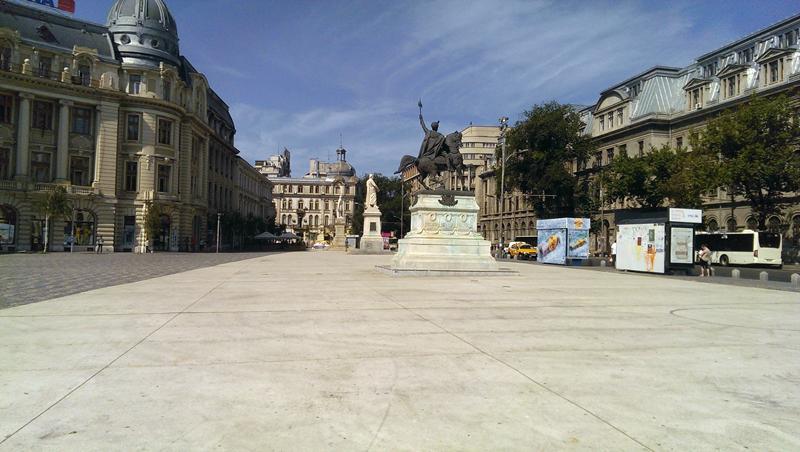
0;0;274;253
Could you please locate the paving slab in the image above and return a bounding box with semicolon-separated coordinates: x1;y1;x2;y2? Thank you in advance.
0;252;798;450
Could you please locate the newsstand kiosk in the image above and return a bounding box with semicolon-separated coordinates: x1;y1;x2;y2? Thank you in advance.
615;208;702;275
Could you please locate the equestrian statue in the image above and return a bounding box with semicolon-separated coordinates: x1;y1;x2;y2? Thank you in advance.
396;100;466;190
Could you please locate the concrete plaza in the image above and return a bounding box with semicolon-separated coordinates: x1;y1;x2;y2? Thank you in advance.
1;252;798;450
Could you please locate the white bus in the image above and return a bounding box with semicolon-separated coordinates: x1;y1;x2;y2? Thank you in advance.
695;230;782;268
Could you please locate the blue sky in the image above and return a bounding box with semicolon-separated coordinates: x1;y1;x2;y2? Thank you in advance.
73;0;798;176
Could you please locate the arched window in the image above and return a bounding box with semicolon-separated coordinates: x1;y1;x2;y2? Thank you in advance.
64;210;95;246
789;214;800;247
281;214;286;225
767;216;782;234
0;204;17;245
707;218;719;232
746;216;758;230
726;217;737;233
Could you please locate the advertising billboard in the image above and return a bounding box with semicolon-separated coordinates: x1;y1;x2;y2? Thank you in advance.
537;229;566;265
668;208;702;224
617;223;665;273
670;227;694;264
567;229;589;258
12;0;75;14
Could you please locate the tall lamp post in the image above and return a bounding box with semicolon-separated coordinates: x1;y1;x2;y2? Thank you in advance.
498;116;509;245
216;212;222;254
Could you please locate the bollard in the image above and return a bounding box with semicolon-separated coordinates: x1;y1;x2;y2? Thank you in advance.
600;260;607;268
731;269;740;279
791;273;800;290
759;271;769;282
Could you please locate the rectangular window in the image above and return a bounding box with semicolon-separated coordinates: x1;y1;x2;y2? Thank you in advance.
692;89;700;107
676;137;683;149
78;64;91;86
0;94;11;123
638;140;644;157
125;161;138;192
727;77;736;97
163;79;171;102
606;148;614;164
769;61;779;83
126;114;140;141
71;107;92;135
32;101;53;130
599;117;604;131
129;74;142;94
0;148;10;180
619;144;627;157
0;47;11;71
616;108;623;126
37;56;52;78
594;151;602;168
31;152;51;182
157;118;173;145
157;164;171;192
607;113;614;127
299;200;304;210
69;156;90;186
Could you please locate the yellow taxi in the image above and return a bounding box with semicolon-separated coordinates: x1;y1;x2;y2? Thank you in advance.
509;242;537;260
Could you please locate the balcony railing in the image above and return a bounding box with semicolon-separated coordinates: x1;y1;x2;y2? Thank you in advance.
0;62;101;88
0;180;98;195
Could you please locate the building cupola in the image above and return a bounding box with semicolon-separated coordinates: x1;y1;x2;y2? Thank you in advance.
107;0;180;67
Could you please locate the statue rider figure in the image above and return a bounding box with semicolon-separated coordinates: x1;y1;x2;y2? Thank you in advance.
418;112;445;161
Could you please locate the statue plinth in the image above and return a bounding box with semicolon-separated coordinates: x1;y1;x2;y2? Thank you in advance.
359;206;386;253
386;190;504;273
330;217;347;251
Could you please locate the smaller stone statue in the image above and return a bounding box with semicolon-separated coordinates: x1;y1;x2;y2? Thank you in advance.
335;185;345;219
366;174;379;209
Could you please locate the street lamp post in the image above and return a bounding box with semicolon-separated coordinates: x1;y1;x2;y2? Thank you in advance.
498;116;509;246
216;212;222;254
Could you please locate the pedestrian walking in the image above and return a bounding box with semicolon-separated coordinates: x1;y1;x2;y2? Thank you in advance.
698;243;711;277
96;235;104;254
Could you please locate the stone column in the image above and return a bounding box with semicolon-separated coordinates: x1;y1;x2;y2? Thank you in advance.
56;100;72;182
14;93;33;180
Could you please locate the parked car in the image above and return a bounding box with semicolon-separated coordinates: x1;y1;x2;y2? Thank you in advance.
509;242;537;260
312;241;330;250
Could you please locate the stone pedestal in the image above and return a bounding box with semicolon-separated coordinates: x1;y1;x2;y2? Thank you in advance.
330;217;347;250
360;208;385;253
389;191;500;272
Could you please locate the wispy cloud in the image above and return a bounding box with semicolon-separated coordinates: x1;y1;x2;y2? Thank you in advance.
220;0;772;175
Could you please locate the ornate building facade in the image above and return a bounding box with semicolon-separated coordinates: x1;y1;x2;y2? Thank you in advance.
0;0;273;252
576;13;800;255
263;147;357;240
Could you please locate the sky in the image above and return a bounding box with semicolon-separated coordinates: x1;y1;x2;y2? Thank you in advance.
71;0;799;176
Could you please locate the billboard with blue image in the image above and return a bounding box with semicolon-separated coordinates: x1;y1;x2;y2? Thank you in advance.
536;218;590;265
537;229;566;264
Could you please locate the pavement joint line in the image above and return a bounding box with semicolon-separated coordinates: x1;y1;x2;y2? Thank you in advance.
7;300;791;318
0;279;227;446
371;287;656;452
669;307;800;332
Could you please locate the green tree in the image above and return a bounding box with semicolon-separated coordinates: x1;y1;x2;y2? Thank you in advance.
691;94;800;229
603;145;716;209
502;102;593;217
36;185;72;253
143;202;163;252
